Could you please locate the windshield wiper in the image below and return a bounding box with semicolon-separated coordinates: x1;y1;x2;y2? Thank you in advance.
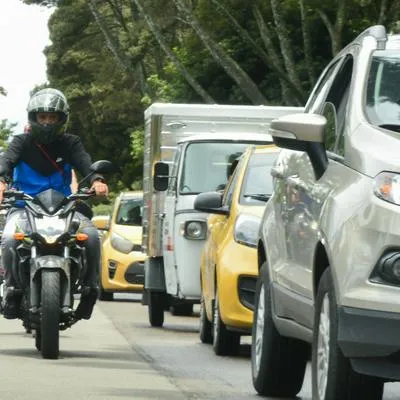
243;193;271;202
379;124;400;133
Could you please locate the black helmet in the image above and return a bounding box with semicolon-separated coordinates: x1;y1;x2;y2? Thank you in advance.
27;88;70;144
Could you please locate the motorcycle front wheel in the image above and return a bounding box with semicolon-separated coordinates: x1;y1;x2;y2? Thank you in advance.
40;270;61;359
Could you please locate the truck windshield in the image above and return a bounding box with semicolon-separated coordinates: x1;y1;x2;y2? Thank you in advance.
365;51;400;131
116;198;143;226
180;142;253;194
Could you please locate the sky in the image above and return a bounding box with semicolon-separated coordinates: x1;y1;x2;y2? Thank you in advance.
0;0;53;134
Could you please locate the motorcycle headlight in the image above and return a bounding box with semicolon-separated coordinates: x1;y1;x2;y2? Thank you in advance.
234;214;261;248
373;172;400;205
180;220;207;240
35;216;66;244
110;232;134;254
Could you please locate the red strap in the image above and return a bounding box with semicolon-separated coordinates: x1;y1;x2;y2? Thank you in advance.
36;143;64;176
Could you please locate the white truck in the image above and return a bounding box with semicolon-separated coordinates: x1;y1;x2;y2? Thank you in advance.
142;103;302;327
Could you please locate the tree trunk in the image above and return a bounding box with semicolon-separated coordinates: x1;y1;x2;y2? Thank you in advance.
317;0;347;56
299;0;316;86
87;0;133;72
252;5;306;105
132;0;215;103
269;0;303;93
173;0;268;105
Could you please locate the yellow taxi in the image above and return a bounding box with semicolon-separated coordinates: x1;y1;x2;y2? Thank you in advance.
194;145;279;355
92;191;146;300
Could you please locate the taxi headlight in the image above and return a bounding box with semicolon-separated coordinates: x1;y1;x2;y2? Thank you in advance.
110;232;134;254
234;214;261;248
181;220;207;240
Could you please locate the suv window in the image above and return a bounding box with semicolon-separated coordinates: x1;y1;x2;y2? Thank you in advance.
323;55;354;155
305;60;341;114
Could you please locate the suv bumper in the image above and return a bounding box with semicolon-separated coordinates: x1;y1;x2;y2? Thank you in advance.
338;306;400;379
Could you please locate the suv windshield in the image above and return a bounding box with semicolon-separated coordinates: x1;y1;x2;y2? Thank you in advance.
116;197;143;226
180;141;256;194
240;152;278;205
365;51;400;130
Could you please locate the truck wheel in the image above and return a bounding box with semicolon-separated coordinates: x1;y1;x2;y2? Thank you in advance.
170;304;193;316
40;270;61;359
251;262;308;396
213;288;240;356
199;293;212;344
148;291;165;327
312;269;383;400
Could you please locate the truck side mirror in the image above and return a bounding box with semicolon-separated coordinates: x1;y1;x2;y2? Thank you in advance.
154;162;169;191
194;191;229;215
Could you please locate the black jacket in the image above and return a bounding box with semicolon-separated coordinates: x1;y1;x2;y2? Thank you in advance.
0;133;103;185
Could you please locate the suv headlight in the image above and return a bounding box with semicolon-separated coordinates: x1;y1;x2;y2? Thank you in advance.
180;220;207;240
373;172;400;205
110;232;134;254
234;214;261;248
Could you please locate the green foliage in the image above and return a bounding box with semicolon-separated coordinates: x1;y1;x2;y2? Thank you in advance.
0;120;17;150
25;0;400;191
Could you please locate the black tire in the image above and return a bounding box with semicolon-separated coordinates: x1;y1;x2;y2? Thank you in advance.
213;288;240;356
148;291;165;327
99;287;113;301
170;303;193;316
40;270;61;359
312;269;383;400
199;292;212;344
251;261;308;396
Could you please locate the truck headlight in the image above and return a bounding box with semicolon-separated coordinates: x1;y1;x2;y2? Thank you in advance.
181;220;207;240
110;232;134;254
373;172;400;205
234;214;261;248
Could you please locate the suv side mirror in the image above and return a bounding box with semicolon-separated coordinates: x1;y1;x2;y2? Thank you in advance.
270;114;328;179
154;162;169;191
194;191;229;215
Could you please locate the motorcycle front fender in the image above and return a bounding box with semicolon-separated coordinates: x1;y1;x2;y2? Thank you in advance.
30;256;71;309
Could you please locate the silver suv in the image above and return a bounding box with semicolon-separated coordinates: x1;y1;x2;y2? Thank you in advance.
252;25;400;399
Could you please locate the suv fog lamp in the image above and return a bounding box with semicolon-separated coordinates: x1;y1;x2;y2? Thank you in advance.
373;172;400;205
181;220;207;240
374;251;400;285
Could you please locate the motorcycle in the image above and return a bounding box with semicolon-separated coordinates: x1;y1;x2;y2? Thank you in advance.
0;160;113;359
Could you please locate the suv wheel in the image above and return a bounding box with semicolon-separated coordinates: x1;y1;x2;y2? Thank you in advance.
213;288;240;356
312;269;383;399
199;292;212;344
251;261;308;396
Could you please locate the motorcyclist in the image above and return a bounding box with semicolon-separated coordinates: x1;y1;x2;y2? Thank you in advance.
0;88;109;320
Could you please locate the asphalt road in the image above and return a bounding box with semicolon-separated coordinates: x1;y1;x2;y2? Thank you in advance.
0;293;400;399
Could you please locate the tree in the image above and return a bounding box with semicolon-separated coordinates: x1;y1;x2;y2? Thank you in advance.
0;120;16;150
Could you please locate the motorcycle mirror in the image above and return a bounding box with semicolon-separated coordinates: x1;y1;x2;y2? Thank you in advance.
77;160;114;187
90;160;114;174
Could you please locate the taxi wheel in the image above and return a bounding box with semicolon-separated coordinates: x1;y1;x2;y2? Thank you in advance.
212;288;240;356
199;293;212;344
99;287;113;301
251;262;308;397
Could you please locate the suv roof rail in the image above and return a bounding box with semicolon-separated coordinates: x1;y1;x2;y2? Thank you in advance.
353;25;387;49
